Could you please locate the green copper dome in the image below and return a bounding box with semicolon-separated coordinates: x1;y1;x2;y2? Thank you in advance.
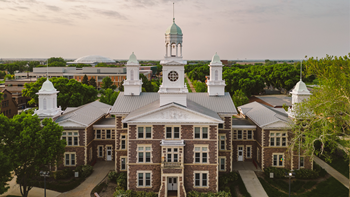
165;18;183;35
211;53;221;64
127;52;139;64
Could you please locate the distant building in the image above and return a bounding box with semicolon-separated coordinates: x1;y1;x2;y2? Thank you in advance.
15;67;152;89
1;89;18;118
66;55;117;67
3;79;34;109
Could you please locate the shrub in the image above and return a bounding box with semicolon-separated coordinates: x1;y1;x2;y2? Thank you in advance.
113;190;156;197
187;190;231;197
81;165;93;178
264;167;289;179
116;172;127;190
108;171;119;183
113;189;132;197
294;168;319;179
219;172;238;191
53;169;74;180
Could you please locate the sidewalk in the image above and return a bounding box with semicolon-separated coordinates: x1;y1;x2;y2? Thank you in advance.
0;175;61;197
314;156;349;189
239;170;268;197
57;161;114;197
185;74;196;92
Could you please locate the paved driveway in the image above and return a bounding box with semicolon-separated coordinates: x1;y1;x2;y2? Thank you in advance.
233;161;261;171
58;161;114;197
239;170;268;197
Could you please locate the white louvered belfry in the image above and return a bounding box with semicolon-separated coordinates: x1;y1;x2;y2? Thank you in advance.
34;79;62;119
207;53;226;96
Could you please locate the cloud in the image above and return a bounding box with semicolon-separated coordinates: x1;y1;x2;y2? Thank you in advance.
92;8;127;20
16;6;29;9
45;5;61;12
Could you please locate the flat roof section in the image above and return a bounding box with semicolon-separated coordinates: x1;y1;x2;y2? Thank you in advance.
232;118;256;129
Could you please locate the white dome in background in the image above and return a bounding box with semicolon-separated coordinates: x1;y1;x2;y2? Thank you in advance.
74;55;115;63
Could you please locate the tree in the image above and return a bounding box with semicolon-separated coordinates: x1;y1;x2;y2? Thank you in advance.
193;81;207;92
0;112;66;197
22;77;98;110
82;74;89;85
290;54;350;194
100;89;119;105
232;89;249;109
0;115;12;195
101;77;116;90
89;77;97;88
47;57;65;64
68;64;92;68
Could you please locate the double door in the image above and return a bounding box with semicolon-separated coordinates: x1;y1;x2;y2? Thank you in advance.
167;177;177;191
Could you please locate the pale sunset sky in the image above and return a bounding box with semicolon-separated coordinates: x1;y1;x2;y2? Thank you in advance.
0;0;349;60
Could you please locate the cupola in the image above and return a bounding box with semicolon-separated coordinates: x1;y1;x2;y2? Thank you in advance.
123;52;142;96
207;53;226;96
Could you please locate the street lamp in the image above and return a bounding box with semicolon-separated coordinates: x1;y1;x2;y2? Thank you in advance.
40;171;50;197
285;170;295;197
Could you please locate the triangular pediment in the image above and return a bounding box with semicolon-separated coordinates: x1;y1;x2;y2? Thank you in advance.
125;105;222;124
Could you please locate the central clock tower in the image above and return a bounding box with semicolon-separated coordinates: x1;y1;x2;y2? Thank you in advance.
158;17;188;107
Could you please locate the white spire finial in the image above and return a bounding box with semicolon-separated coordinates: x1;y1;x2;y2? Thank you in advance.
173;2;175;22
47;59;49;80
300;59;302;81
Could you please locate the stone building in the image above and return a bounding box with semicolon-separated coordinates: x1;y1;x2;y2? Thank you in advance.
1;89;18;118
33;15;312;197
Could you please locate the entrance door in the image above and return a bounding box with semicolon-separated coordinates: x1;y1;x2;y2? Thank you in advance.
238;147;243;161
107;146;112;161
167;177;177;191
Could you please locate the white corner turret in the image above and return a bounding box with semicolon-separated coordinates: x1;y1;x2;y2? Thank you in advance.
123;52;142;96
34;78;62;119
207;53;225;96
288;80;312;118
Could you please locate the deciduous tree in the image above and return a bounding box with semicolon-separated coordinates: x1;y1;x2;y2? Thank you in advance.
100;89;119;105
101;77;116;90
82;74;89;85
232;89;249;109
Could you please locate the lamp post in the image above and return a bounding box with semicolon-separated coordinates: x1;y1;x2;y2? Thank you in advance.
285;170;295;197
40;171;50;197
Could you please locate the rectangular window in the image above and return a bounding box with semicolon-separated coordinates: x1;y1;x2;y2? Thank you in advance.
99;146;103;157
300;157;304;168
166;127;180;139
166;127;172;138
121;157;126;170
121;134;126;150
145;127;151;138
218;123;224;129
272;153;284;167
257;147;260;162
106;130;111;139
195;127;200;139
64;153;76;166
247;146;251;158
220;135;225;150
96;130;101;139
238;130;242;139
138;146;151;163
247;130;252;139
174;127;180;138
194;172;208;187
137;172;151;187
270;132;288;147
62;131;79;146
166;148;179;163
138;127;144;138
123;123;128;128
194;146;209;164
220;158;225;171
202;127;208;139
194;127;209;139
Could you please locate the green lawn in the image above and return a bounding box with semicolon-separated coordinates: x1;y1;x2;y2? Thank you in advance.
259;176;348;197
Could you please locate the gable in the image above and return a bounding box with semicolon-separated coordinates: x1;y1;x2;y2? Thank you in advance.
57;120;86;128
125;106;223;124
262;121;291;129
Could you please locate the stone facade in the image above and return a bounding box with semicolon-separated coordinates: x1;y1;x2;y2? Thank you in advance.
1;89;18;118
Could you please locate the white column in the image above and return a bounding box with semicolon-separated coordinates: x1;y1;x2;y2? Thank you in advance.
180;45;182;57
165;44;168;57
176;44;178;57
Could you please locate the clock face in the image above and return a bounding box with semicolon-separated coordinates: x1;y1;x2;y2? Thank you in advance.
168;71;179;82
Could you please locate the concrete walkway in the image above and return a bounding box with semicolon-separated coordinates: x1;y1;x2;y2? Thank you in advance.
0;175;61;197
314;156;349;189
239;170;268;197
233;161;261;171
185;74;196;92
58;161;114;197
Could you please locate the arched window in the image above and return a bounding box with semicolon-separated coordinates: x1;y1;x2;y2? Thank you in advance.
130;69;134;80
215;70;218;81
43;98;47;110
53;98;55;108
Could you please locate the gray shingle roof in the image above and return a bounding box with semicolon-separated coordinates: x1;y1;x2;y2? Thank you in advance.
238;101;290;128
56;101;112;127
110;92;237;115
256;95;292;107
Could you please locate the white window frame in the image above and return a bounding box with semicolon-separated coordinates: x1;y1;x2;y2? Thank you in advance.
219;157;226;171
97;145;104;158
246;145;252;158
166;148;179;163
237;130;242;140
64;152;76;166
194;145;209;164
137;126;152;139
137;171;152;188
270;131;288;147
137;145;152;163
96;129;101;139
247;130;253;140
193;171;209;188
120;133;127;150
194;126;209;139
120;156;127;171
219;134;226;150
165;126;180;139
272;153;284;167
62;131;79;146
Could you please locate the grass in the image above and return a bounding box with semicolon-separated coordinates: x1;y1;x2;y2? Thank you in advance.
32;177;85;192
259;176;348;197
264;177;317;194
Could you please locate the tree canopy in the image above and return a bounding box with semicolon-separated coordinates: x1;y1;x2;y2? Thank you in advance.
232;89;249;109
0;112;66;197
99;89;119;105
82;74;89;85
101;77;116;90
22;77;98;110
